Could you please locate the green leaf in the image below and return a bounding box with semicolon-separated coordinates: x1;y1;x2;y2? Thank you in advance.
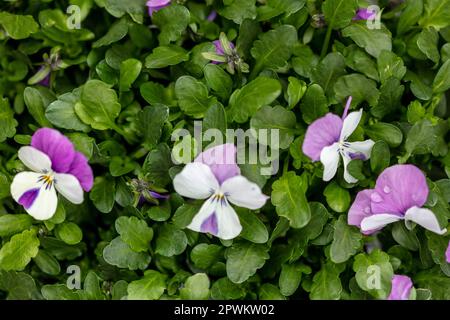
103;237;151;270
342;23;392;58
0;12;39;39
353;250;394;299
24;87;53;127
175;76;216;118
138;105;169;149
370;140;390;174
115;216;153;252
109;156;136;177
334;74;379;108
310;262;342;300
371;77;404;118
344;46;379;81
324;182;351;213
0;214;33;238
417;27;440;64
152;5;190;45
191;244;224;270
426;232;450;276
55;222;83;245
0;229;40;271
33;250;60;276
218;0;257;24
392;223;419;251
46;90;90;132
433;60;450;93
271;172;311;228
211;277;245;300
279;262;310;296
203;103;227;134
0;97;18;142
250;25;298;75
127;270;167;300
142;143;172;187
89;176;116;213
41;284;80;300
93;17;129;48
286;77;307;109
259;283;286;300
299;84;328;124
404;119;447;158
119;58;142;92
238;209;269;244
415;268;450;299
330;215;363;263
418;0;450;30
229;76;282;123
250;105;296;149
155;224;187;257
145;45;189;69
0;271;39;299
377;50;407;84
365;122;403;147
322;0;357;29
82;271;105;300
226;241;269;284
204;64;233;100
103;0;146;24
397;0;423;35
311;52;346;97
180;273;210;300
76;80;121;130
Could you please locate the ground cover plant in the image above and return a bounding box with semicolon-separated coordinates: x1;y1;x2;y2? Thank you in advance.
0;0;449;300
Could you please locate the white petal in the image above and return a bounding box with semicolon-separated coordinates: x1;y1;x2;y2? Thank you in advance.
320;142;340;181
340;151;358;184
187;197;217;233
18;146;52;172
360;213;404;232
345;140;375;160
173;162;219;199
221;175;268;210
340;109;362;141
404;206;447;235
55;173;84;204
10;171;58;220
216;199;242;240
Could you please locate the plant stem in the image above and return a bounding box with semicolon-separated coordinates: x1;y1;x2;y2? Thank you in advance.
320;25;333;59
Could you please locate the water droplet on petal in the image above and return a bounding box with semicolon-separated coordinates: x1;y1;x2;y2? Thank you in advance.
370;192;383;203
364;207;371;214
383;186;391;194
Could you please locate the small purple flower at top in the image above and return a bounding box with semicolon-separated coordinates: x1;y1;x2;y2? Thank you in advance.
173;144;269;240
146;0;171;16
387;275;413;300
10;128;94;220
302;96;374;183
207;10;217;22
353;8;377;20
348;164;447;235
446;241;450;263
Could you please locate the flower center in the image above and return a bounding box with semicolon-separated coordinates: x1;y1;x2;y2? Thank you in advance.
38;171;55;190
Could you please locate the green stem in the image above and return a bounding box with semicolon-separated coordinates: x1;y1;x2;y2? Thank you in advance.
320;25;333;59
282;154;290;175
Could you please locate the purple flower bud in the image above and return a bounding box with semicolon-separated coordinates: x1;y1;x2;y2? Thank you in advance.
353;8;376;20
207;10;217;21
387;275;413;300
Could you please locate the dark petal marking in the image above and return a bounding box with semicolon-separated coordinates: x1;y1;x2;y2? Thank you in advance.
200;212;219;235
348;152;366;160
18;188;40;209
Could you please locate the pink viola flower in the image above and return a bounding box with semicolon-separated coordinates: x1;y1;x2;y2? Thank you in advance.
348;164;447;235
387;275;413;300
353;8;377;20
10;128;94;220
173;144;269;240
302;96;375;183
446;241;450;263
146;0;170;16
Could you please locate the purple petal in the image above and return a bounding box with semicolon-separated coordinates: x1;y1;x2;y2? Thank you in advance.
67;152;94;192
302;113;343;161
147;0;171;16
446;241;450;263
387;275;413;300
150;191;169;200
31;128;76;174
200;212;218;235
18;188;40;209
348;189;380;235
212;40;235;56
195;143;240;185
371;165;429;215
353;8;376;21
207;10;217;21
342;96;352;120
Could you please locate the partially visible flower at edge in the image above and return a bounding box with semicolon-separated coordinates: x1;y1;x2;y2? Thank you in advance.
302;96;375;183
353;8;377;20
446;241;450;263
387;275;413;300
173;143;269;240
146;0;171;16
10;128;94;220
348;164;447;235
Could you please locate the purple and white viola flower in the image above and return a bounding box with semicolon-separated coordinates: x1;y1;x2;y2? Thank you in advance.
173;144;269;240
353;8;377;20
446;241;450;263
348;164;447;235
146;0;171;16
302;96;375;183
10;128;94;221
387;275;413;300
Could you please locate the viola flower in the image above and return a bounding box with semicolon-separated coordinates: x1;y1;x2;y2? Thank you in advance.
207;10;217;21
146;0;170;16
353;8;376;20
28;52;63;87
387;275;413;300
302;96;375;183
446;241;450;263
10;128;94;220
173;144;269;240
129;178;169;207
348;164;447;235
